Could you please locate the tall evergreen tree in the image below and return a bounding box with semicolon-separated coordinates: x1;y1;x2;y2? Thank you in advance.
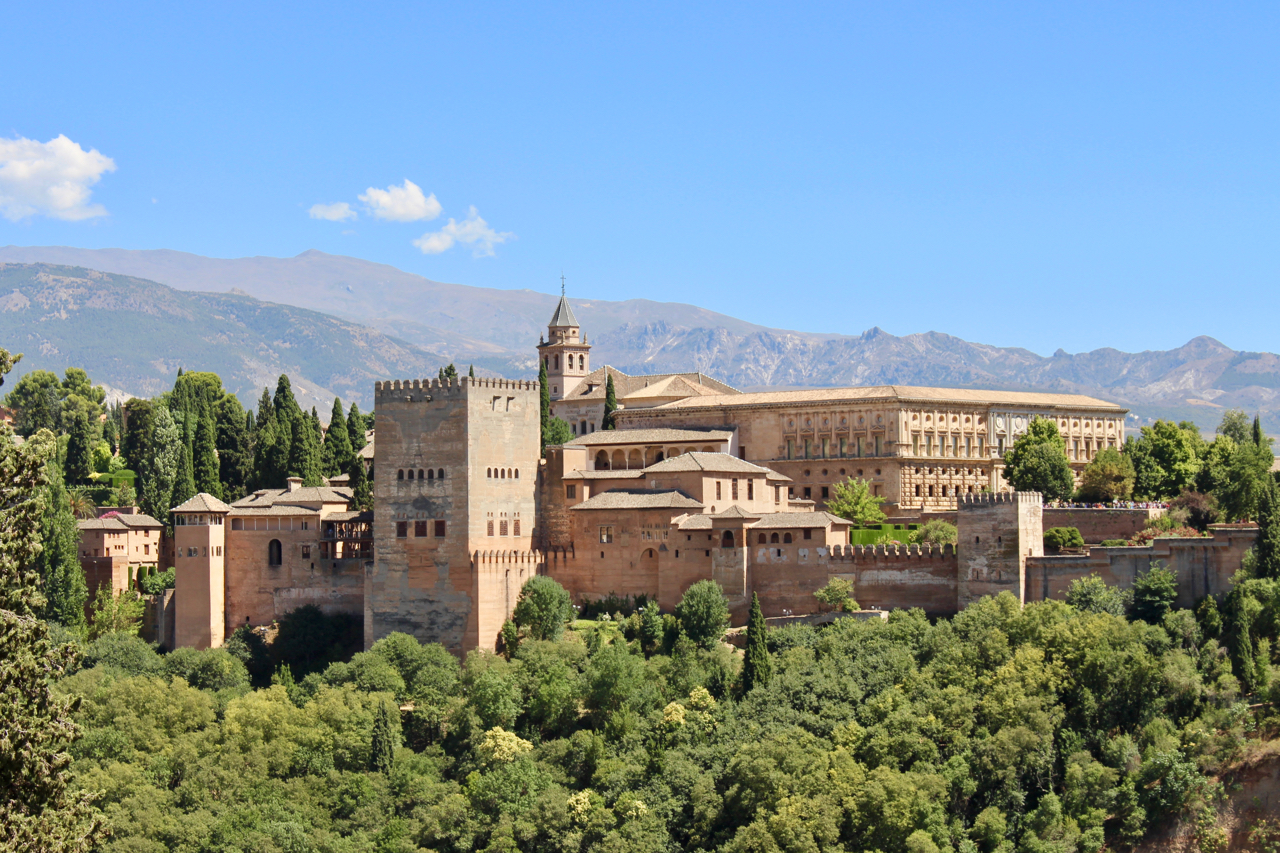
1255;414;1266;448
37;460;87;630
193;412;222;500
347;456;372;511
140;406;182;524
468;364;475;378
272;375;301;425
602;374;618;430
171;443;197;508
741;592;772;695
323;397;352;477
539;360;551;456
120;398;155;476
255;387;274;431
251;409;283;491
63;409;93;484
348;402;367;454
369;699;399;774
0;347;107;848
1254;477;1280;580
286;409;323;486
215;393;251;501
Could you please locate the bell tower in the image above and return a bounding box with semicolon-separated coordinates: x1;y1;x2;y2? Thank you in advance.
536;276;590;401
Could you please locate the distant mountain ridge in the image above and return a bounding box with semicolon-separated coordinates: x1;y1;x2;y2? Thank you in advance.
1;246;1277;430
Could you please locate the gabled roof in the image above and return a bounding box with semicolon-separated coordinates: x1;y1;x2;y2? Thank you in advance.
229;486;353;512
561;366;738;403
566;469;646;480
709;505;758;519
677;510;849;530
171;493;232;514
570;488;703;511
566;427;734;447
644;452;777;476
548;294;579;328
114;513;163;529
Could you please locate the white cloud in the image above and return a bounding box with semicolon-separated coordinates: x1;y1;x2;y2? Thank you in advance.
309;201;356;221
0;134;116;221
359;179;441;222
413;206;514;257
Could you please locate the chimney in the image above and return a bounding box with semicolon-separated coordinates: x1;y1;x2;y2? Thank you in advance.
286;477;303;493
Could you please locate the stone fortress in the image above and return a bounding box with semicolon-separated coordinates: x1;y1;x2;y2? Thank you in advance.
145;291;1257;655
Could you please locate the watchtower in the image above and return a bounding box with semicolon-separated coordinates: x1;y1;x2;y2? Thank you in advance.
171;493;231;649
368;375;541;654
955;491;1043;608
536;281;590;401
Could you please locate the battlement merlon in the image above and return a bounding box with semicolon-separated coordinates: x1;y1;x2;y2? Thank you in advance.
374;377;541;404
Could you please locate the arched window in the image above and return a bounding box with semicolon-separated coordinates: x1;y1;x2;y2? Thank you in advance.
427;469;434;480
397;469;404;480
783;532;793;544
757;533;767;544
554;355;559;369
721;530;735;548
595;450;609;470
579;354;585;369
500;469;506;479
770;532;779;544
508;468;513;478
268;539;282;566
438;469;444;480
418;469;424;480
514;469;519;479
408;469;415;480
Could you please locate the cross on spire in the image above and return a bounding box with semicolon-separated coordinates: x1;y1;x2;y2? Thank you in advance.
560;273;566;296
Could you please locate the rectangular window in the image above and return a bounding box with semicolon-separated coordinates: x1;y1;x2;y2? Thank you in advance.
513;520;521;536
415;520;428;537
396;521;408;538
821;486;829;499
774;485;781;505
875;436;883;456
926;435;932;456
840;437;848;456
216;546;223;557
803;529;812;540
786;439;794;460
856;436;864;457
301;545;311;558
565;484;576;499
913;435;920;455
231;518;243;530
731;479;738;500
747;479;754;500
599;526;614;544
965;437;971;457
300;520;309;530
822;438;830;458
804;439;812;459
144;544;150;555
952;435;958;456
803;487;812;500
716;481;722;500
487;520;495;536
500;520;509;536
979;437;985;455
434;520;446;537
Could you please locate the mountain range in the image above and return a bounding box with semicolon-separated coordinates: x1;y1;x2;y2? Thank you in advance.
1;245;1277;431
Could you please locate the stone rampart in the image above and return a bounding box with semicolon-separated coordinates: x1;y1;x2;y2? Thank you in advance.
1041;507;1162;544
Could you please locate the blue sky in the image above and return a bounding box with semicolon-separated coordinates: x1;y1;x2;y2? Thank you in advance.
3;2;1279;355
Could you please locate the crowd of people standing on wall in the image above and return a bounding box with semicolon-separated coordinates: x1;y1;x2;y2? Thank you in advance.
1043;499;1169;510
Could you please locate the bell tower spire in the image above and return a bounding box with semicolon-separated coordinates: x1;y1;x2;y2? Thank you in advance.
536;276;590;402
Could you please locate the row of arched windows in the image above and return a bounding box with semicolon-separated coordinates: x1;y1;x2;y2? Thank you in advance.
914;484;976;497
756;532;795;544
546;354;586;371
397;468;445;481
486;468;520;479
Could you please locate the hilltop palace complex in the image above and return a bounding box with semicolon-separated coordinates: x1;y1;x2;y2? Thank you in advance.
83;294;1256;654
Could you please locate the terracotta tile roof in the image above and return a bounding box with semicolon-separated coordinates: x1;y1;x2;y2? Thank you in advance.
114;513;163;529
561;366;738;403
325;510;373;522
230;486;353;509
677;510;849;530
710;505;758;519
78;517;130;531
635;384;1127;413
229;505;321;516
644;452;778;476
566;427;734;447
570;488;704;511
171;493;232;514
567;469;646;480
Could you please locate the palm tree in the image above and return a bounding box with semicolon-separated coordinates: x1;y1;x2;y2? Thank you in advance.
68;487;98;520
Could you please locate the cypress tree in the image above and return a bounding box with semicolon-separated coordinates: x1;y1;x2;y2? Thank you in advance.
215;394;251;501
273;375;300;425
348;402;367;453
193;412;222;500
370;699;399;774
64;409;93;485
38;460;87;630
140;406;182;524
255;387;274;431
287;409;323;487
741;592;772;695
437;366;445;383
539;360;551;456
347;455;372;511
171;443;197;508
0;348;108;847
323;397;352;477
468;364;475;378
602;374;618;430
1254;478;1280;580
1255;414;1266;448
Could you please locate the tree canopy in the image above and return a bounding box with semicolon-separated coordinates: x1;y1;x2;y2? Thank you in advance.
1002;417;1074;500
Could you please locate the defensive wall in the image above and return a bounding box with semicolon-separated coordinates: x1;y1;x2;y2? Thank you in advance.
1039;507;1164;544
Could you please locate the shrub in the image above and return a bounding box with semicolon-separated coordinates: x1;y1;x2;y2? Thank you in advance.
163;647;250;691
1170;491;1221;532
1044;527;1085;552
1100;539;1129;547
1131;562;1178;624
1065;574;1131;617
139;567;176;595
512;576;573;641
675;580;729;649
911;519;957;547
82;632;163;676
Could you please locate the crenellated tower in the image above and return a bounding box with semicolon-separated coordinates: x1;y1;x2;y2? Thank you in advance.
536;281;590;401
